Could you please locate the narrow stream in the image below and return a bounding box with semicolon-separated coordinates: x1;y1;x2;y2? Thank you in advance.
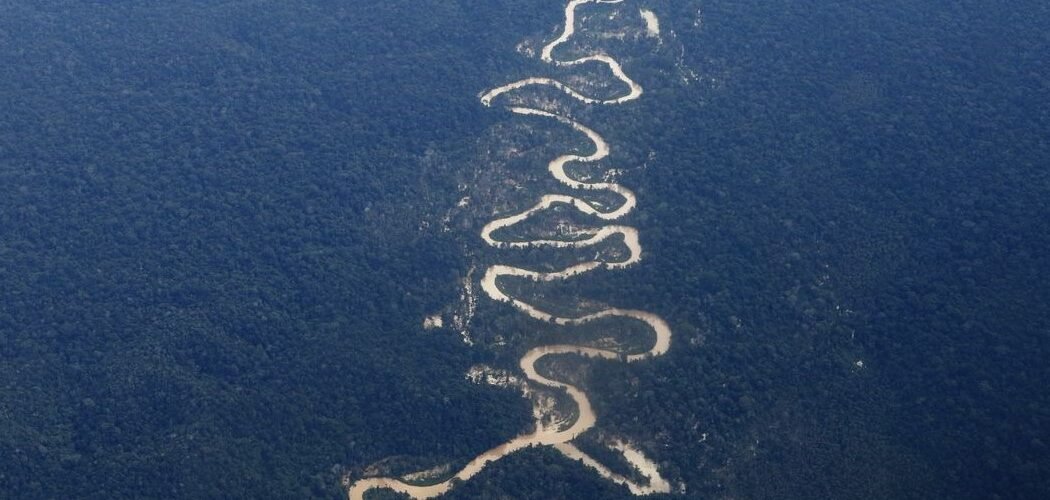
349;2;671;497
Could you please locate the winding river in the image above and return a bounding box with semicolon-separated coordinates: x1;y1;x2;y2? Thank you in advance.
349;1;671;497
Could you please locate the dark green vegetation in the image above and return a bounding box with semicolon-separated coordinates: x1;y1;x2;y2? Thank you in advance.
0;0;536;497
1;0;1048;499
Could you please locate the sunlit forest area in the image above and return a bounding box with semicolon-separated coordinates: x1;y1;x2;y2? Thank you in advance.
1;0;1048;498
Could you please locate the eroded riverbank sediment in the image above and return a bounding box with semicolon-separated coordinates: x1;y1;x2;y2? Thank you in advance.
348;2;671;497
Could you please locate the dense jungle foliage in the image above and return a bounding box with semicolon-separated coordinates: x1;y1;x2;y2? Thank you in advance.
1;0;1047;499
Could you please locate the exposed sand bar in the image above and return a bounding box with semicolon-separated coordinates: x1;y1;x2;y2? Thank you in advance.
640;9;660;37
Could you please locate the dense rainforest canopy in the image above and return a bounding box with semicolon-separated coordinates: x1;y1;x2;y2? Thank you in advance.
1;0;1048;498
